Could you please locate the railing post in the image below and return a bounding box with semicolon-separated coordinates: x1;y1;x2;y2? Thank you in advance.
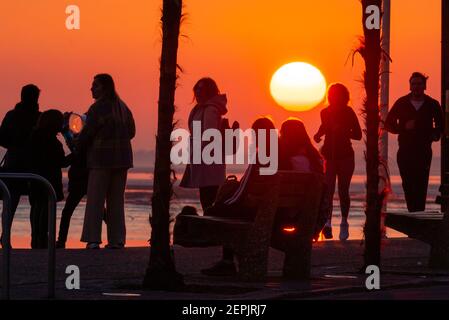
0;179;12;300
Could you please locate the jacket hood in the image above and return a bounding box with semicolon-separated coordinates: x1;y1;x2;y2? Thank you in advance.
203;94;228;115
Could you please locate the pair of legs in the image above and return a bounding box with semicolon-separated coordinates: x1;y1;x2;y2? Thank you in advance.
29;186;49;249
397;147;432;212
324;156;355;239
57;188;85;246
81;168;128;247
1;181;30;248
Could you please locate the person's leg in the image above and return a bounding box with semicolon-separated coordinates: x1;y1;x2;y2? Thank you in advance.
57;189;85;246
336;156;355;241
397;149;417;212
322;159;337;238
414;148;432;211
105;169;127;247
199;186;219;212
337;156;355;220
37;198;48;249
0;188;20;246
28;189;39;249
28;186;47;249
81;169;109;245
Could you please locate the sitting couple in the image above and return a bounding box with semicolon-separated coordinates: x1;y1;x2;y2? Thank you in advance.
182;116;329;276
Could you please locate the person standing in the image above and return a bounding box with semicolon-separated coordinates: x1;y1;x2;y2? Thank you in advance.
385;72;443;212
0;84;41;244
314;83;362;240
180;78;228;212
29;110;71;248
77;74;135;249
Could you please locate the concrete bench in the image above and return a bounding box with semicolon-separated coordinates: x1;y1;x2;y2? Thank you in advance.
385;211;449;268
173;171;325;281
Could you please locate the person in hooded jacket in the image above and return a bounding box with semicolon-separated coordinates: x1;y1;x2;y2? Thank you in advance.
0;84;41;245
180;78;228;212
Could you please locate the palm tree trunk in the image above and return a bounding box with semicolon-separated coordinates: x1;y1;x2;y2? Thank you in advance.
143;0;184;290
362;0;383;267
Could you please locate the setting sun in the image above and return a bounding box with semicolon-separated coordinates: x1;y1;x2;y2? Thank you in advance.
270;62;327;112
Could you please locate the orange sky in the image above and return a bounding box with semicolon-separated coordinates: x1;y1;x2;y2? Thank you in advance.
0;0;442;155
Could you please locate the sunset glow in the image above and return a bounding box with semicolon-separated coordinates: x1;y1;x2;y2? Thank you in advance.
270;62;327;112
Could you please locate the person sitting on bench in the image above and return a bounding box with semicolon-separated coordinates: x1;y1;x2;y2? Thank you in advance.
277;118;329;241
200;117;277;276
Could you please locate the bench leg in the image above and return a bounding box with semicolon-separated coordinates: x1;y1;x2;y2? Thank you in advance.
282;240;312;280
429;244;449;269
236;247;269;282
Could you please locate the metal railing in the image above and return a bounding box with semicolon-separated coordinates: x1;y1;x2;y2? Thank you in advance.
0;173;57;299
0;179;11;300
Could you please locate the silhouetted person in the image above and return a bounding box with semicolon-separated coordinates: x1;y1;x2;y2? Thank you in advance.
180;78;228;212
56;113;89;248
0;84;41;244
29;110;71;249
77;74;135;249
385;72;443;212
279;118;329;241
201;117;276;276
314;83;362;241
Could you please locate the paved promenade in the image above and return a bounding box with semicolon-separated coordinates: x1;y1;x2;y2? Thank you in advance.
1;238;449;300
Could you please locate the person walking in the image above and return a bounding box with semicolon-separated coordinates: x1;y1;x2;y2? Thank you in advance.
77;74;135;249
314;83;362;240
385;72;443;212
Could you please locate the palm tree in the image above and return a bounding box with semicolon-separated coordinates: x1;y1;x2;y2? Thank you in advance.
361;0;383;267
143;0;184;290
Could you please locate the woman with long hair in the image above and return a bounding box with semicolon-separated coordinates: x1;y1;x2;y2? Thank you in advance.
180;77;228;212
200;117;277;276
278;118;329;242
314;83;362;240
279;118;323;173
77;74;135;249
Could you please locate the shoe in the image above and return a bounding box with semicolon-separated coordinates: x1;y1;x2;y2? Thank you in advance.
339;221;349;241
56;240;66;249
323;226;333;239
105;243;124;249
201;260;237;276
86;242;100;249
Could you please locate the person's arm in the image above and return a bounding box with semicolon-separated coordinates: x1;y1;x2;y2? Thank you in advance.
314;110;326;143
127;108;136;139
202;107;220;131
75;105;100;155
432;100;444;141
384;101;401;134
349;109;362;140
0;111;14;148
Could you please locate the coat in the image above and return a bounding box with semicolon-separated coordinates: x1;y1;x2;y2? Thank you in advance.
76;98;135;169
180;94;228;188
385;94;443;151
0;102;41;170
30;129;71;201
